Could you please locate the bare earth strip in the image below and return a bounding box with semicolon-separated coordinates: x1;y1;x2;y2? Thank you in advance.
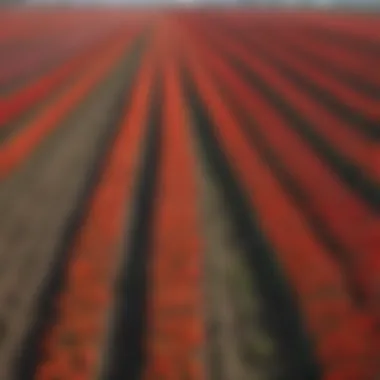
192;123;283;380
0;48;140;380
0;66;89;144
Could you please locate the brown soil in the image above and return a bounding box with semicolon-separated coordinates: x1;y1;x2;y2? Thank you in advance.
192;121;283;380
0;56;284;380
0;50;139;380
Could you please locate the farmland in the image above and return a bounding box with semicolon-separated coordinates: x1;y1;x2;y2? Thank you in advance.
0;8;379;380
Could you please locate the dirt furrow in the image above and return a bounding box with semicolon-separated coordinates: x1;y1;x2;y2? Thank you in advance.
191;116;282;380
0;48;141;379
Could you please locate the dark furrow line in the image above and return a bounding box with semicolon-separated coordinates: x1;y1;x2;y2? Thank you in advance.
218;51;380;211
0;53;73;96
0;70;84;144
181;64;320;380
218;23;380;139
103;73;163;380
204;17;379;98
242;27;379;98
0;29;123;97
275;44;379;99
211;69;363;303
303;26;380;58
196;13;380;58
11;34;148;380
251;45;379;136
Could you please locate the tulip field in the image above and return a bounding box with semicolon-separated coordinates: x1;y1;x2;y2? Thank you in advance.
0;8;379;380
